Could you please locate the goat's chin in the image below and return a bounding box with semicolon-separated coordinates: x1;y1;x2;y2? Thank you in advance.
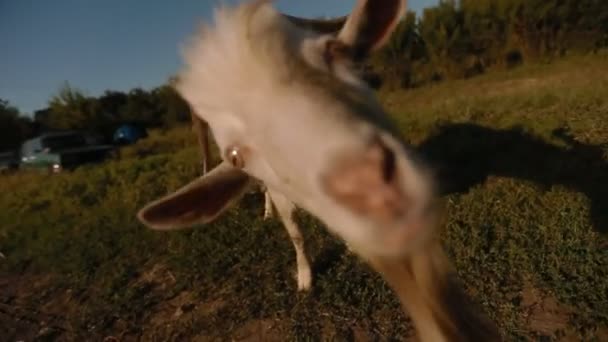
347;236;426;261
347;213;437;259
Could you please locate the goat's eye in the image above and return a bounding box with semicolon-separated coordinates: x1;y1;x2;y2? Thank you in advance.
225;146;245;169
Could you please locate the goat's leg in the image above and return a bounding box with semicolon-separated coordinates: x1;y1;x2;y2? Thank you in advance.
268;189;312;291
191;110;210;174
263;189;274;220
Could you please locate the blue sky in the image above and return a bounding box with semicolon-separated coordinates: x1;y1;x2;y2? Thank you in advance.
0;0;436;115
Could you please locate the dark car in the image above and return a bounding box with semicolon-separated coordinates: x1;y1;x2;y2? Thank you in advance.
0;151;19;174
20;131;115;173
113;124;147;145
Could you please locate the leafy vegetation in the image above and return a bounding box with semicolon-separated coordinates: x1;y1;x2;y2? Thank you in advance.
0;82;190;152
1;54;607;340
0;99;34;152
374;0;608;87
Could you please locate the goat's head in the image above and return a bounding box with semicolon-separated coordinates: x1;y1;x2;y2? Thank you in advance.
137;2;502;340
139;0;436;259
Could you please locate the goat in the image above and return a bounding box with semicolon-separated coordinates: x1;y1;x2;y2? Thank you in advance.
138;1;501;340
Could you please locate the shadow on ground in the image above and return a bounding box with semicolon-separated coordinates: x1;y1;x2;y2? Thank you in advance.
418;123;608;235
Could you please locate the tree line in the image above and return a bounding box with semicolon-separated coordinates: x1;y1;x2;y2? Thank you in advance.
2;0;607;151
0;82;189;151
373;0;608;87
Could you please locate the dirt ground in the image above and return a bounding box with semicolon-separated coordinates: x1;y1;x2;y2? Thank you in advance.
2;268;603;342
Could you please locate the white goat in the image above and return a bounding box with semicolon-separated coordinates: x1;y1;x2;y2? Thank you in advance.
138;1;500;340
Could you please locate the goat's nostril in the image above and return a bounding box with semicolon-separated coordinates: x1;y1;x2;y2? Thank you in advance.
380;143;396;183
323;139;407;222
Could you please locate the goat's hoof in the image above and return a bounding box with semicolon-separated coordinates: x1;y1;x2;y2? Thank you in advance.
297;281;311;292
295;269;312;291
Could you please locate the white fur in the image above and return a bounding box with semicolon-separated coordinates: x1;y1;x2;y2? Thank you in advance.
138;2;494;340
174;0;432;289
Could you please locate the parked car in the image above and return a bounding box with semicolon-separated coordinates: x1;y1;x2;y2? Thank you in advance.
113;124;147;145
20;131;115;173
0;151;19;174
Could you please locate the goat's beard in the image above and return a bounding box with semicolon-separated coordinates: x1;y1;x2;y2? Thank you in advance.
365;239;502;342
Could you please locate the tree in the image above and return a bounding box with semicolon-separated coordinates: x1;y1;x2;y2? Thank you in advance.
0;99;32;151
46;83;101;130
153;85;190;126
418;0;469;79
376;11;426;87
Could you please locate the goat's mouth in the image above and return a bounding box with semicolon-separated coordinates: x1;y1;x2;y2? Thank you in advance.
321;136;436;255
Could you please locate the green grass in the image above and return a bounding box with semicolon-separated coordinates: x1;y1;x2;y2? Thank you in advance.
1;54;607;340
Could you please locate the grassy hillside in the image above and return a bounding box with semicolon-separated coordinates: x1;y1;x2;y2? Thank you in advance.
1;54;607;341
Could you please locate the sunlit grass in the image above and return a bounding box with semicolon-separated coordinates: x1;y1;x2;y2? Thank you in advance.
1;54;607;340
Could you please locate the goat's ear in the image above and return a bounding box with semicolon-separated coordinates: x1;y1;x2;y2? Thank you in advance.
137;161;251;230
338;0;405;57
